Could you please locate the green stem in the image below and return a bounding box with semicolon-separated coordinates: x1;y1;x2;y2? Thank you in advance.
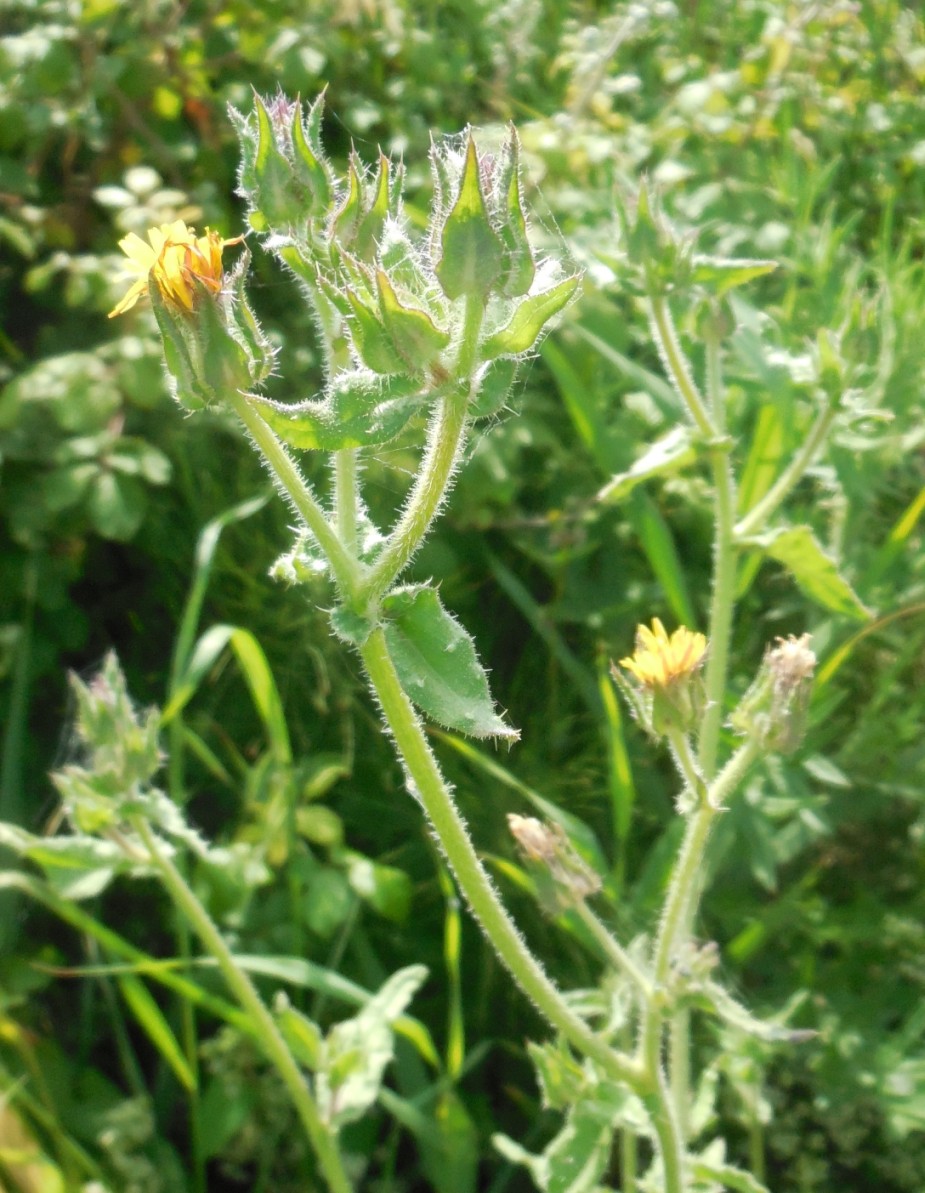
668;730;707;807
361;383;469;607
228;390;361;600
358;626;643;1091
575;902;652;999
698;331;738;780
652;805;714;990
637;740;760;1174
670;1007;691;1141
620;1125;638;1193
334;448;360;553
735;400;839;539
648;295;713;438
361;291;484;608
749;1115;766;1186
132;817;353;1193
641;1082;686;1193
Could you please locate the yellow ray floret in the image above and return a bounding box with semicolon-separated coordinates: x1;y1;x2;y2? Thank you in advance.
108;220;242;318
620;618;707;689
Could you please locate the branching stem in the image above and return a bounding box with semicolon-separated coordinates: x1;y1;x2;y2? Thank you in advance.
228;390;360;599
358;626;644;1092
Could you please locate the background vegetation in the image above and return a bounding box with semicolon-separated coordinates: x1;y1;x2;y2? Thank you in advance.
2;0;925;1189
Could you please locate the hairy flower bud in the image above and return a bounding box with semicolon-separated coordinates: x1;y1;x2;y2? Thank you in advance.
731;633;816;753
508;814;601;912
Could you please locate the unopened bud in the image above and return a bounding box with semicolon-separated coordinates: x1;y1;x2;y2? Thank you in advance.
508;814;601;911
731;633;816;753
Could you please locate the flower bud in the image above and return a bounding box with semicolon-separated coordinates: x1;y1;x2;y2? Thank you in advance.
230;91;333;236
434;134;505;302
508;814;601;912
614;180;694;297
731;633;816;753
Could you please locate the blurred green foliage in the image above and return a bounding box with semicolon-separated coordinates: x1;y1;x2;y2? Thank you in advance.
3;0;925;1189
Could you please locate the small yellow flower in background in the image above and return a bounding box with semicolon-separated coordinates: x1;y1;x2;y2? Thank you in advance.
620;618;707;689
108;220;243;318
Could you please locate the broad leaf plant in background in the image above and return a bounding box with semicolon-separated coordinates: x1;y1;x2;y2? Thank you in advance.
0;85;880;1192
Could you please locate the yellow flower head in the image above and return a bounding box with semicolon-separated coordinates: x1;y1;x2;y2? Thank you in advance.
108;220;243;318
620;618;707;689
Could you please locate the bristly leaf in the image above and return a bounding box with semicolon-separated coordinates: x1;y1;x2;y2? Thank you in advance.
316;965;428;1129
493;128;535;298
376;269;450;370
290;92;331;213
481;277;580;359
250;372;426;452
470;357;518;419
598;426;698;503
382;585;519;740
746;525;870;620
435;136;503;301
354;153;393;261
332;152;364;246
690;254;778;297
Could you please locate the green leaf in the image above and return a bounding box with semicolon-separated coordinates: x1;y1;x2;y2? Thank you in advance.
346;287;408;374
598;425;697;502
690;254;777;297
354;153;393;260
697;981;816;1044
0;823;126;900
252;93;304;228
87;471;146;540
318;965;428;1129
382;585;519;740
435;137;503;300
748;525;870;620
470;356;518;419
628;490;698;628
691;1158;771;1193
333;153;364;243
737;404;786;516
481;277;580;359
164;624;291;762
376;269;450;368
276;999;324;1070
117;974;196;1091
198;1078;256;1160
0;872;252;1035
290;92;331;214
343;851;412;922
252;371;426;452
493;129;535;298
303;865;353;937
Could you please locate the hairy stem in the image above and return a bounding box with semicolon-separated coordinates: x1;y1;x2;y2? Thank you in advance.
334;449;360;554
132;817;352;1193
735;400;839;539
358;626;643;1091
361;293;484;607
648;295;713;437
642;1080;687;1193
637;740;760;1176
576;902;653;998
228;390;361;600
360;383;469;608
698;331;738;779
